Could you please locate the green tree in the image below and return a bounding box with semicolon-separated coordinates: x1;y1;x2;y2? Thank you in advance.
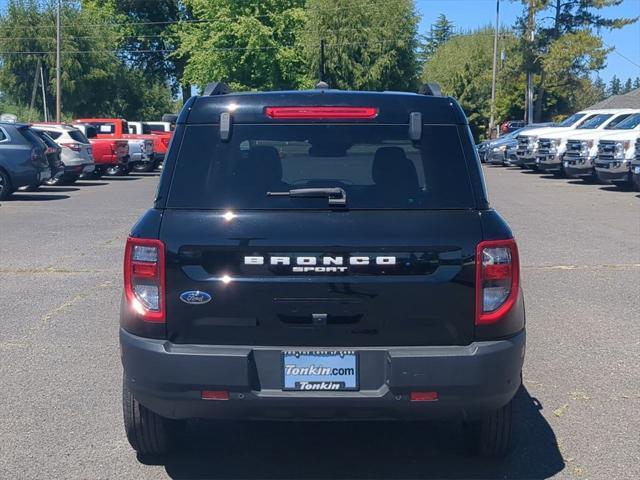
515;0;637;121
81;0;193;103
303;0;419;91
0;0;175;120
622;77;633;94
419;14;455;64
609;75;622;95
422;28;522;140
175;0;308;92
634;77;640;89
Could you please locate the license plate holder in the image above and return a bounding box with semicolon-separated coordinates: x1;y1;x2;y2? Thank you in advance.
283;351;358;391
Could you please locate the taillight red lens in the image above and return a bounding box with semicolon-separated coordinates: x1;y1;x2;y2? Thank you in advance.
61;142;81;152
475;239;519;325
265;106;378;119
124;237;165;323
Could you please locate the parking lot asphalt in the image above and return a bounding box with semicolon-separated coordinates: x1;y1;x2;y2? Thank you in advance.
0;167;638;479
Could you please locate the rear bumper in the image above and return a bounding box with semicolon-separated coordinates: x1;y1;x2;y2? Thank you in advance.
121;328;525;421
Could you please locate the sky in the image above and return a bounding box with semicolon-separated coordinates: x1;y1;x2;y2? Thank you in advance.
416;0;640;83
0;0;638;84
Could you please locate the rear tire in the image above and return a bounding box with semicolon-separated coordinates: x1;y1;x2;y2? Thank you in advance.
0;169;13;200
123;379;173;456
464;394;518;458
132;160;157;173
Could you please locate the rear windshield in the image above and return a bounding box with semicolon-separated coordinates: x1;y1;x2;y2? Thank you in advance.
68;129;90;143
21;128;47;148
167;124;475;210
42;130;62;140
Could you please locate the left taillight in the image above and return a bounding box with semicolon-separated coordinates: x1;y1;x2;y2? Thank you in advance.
124;237;165;323
475;239;519;325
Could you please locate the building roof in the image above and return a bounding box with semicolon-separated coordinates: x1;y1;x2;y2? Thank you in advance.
587;88;640;110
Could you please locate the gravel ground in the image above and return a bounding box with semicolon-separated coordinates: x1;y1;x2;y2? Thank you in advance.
0;167;638;479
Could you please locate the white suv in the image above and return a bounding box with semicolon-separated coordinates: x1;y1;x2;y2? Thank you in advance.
31;124;95;185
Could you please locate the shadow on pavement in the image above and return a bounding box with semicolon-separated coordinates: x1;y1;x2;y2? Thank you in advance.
141;388;564;480
7;193;70;201
36;186;80;192
76;181;109;187
100;176;140;181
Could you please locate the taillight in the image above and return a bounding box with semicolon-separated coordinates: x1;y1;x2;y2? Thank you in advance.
61;142;81;152
161;137;169;147
124;237;165;323
475;239;519;325
265;106;378;119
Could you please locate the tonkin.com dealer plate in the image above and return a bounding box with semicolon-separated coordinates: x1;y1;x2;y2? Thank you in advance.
283;351;358;391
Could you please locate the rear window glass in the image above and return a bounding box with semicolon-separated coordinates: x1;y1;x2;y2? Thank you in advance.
88;122;116;134
0;128;6;141
43;130;62;140
167;124;475;210
68;130;89;143
21;128;47;148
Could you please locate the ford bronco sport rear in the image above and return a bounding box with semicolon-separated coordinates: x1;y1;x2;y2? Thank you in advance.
120;83;526;459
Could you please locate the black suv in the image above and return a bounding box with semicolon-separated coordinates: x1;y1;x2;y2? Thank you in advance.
120;84;525;458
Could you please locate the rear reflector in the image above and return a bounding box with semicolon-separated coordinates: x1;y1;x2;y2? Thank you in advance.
201;390;229;401
410;391;439;402
265;106;378;120
475;239;520;325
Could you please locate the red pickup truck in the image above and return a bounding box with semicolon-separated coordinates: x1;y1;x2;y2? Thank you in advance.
73;118;166;172
74;124;130;176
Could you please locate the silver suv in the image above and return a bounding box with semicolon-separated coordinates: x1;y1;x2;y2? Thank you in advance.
31;124;95;185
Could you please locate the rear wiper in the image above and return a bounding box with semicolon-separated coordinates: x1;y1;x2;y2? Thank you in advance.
267;187;347;206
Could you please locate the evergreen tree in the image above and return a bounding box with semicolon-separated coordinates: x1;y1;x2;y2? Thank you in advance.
622;77;633;94
419;14;455;63
303;0;419;91
593;76;607;99
633;77;640;89
609;75;622;96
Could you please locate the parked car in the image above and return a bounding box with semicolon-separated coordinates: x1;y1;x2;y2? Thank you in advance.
538;109;637;176
128;121;173;134
145;121;174;133
74;123;130;177
476;140;491;163
631;137;640;191
0;121;50;200
21;130;64;190
74;118;165;172
121;84;525;458
486;123;555;165
513;110;610;169
593;113;640;187
31;123;95;185
501;120;525;135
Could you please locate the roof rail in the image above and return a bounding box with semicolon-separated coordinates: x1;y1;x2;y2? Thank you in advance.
203;82;231;96
418;83;442;97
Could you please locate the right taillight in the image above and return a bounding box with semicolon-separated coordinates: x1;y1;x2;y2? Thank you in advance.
124;237;165;323
476;239;519;325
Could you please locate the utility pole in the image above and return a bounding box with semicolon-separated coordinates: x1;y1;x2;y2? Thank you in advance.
55;0;61;123
40;66;49;122
319;39;326;83
29;58;42;121
489;0;500;138
525;0;535;124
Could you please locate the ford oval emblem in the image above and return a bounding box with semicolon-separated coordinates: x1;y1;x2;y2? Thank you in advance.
180;290;212;305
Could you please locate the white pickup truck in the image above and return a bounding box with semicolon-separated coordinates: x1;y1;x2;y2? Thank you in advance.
593;113;640;188
536;109;638;177
513;110;608;169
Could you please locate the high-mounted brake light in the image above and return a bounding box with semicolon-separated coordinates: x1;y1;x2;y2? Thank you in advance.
475;239;519;325
265;106;378;120
124;237;165;323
